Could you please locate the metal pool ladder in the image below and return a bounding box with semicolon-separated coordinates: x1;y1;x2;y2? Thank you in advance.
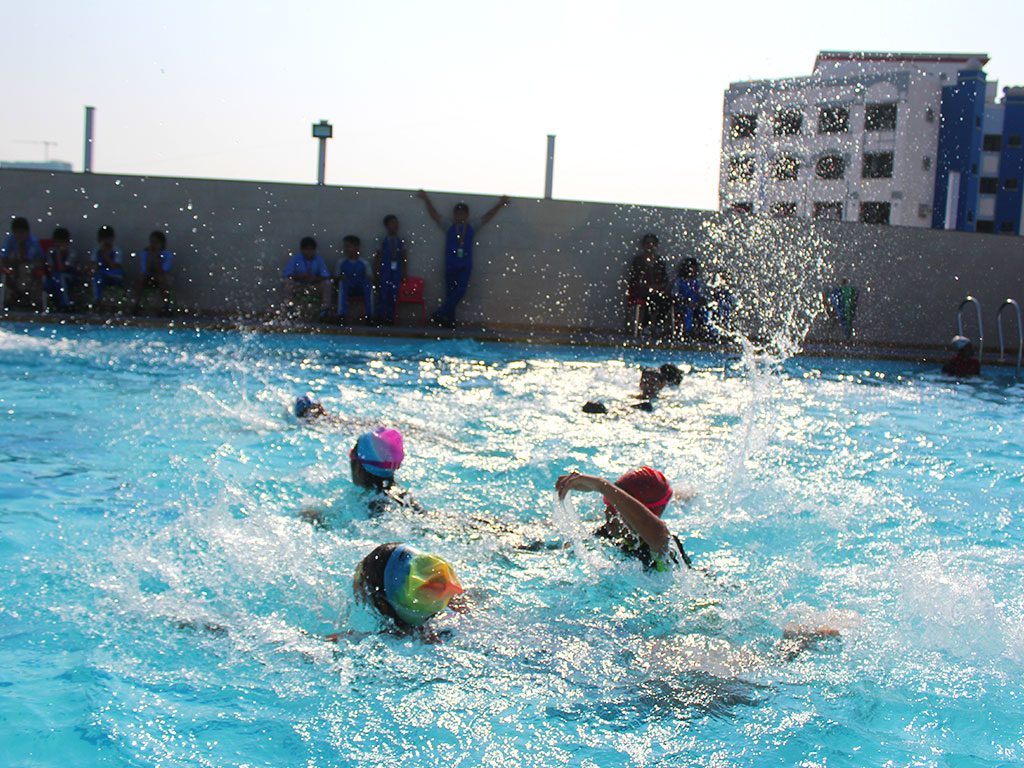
997;299;1023;378
957;295;984;365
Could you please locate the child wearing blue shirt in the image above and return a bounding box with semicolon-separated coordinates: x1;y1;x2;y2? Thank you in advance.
417;190;510;328
1;216;45;308
336;234;373;323
374;215;406;325
671;258;707;337
131;230;174;316
281;236;332;320
42;227;77;311
91;225;125;305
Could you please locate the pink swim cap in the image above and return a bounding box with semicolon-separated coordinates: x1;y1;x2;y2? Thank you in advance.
351;428;405;478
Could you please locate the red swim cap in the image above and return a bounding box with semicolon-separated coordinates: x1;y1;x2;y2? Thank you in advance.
611;467;673;516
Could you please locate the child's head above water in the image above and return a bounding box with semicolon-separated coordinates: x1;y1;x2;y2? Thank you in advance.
294;393;325;419
639;367;666;399
607;466;674;520
353;542;463;629
349;427;405;489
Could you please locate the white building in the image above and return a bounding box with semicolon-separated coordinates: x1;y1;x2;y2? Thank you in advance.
719;51;989;227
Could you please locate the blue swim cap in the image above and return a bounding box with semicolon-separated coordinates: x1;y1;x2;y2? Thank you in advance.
294;393;318;418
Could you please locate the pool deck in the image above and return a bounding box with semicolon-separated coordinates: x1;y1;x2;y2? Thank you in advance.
0;307;975;366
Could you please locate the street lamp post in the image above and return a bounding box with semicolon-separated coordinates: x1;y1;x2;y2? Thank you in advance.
312;120;333;185
544;134;556;199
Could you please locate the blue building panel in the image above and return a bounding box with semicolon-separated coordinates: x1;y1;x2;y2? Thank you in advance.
932;67;987;231
995;90;1024;235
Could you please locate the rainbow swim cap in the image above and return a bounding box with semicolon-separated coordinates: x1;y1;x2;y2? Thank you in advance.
351;427;405;478
353;543;463;627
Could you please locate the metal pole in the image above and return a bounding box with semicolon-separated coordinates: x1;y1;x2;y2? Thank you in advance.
544;134;556;199
317;138;327;185
84;106;95;173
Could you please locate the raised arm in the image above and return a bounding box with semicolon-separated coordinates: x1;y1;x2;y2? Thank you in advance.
478;195;511;229
417;189;445;230
555;472;670;553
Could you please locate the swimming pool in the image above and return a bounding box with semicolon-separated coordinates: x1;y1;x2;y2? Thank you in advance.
1;323;1022;767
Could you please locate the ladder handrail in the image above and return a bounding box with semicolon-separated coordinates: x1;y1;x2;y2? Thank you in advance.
956;295;984;365
997;298;1023;378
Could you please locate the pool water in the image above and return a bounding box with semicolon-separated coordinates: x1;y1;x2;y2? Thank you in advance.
1;323;1022;767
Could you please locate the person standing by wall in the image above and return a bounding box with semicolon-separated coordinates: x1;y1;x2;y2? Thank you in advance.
373;214;407;325
626;233;671;335
827;278;858;338
417;190;509;328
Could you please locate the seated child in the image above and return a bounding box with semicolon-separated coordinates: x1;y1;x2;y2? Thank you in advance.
281;236;332;320
556;467;691;572
1;216;44;307
91;225;125;305
42;227;77;311
374;215;407;324
336;235;373;323
671;258;706;336
131;230;173;315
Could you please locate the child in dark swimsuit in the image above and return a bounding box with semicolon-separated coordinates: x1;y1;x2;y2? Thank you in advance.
556;466;690;571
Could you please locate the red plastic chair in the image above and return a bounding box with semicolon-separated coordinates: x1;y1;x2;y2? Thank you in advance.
397;277;427;326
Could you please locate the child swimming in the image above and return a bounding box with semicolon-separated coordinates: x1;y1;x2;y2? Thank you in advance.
327;542;465;642
555;467;690;571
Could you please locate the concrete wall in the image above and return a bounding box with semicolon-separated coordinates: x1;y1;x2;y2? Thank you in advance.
2;168;1023;352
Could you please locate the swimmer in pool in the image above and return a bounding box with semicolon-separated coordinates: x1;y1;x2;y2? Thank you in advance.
327;542;466;642
583;365;677;414
294;393;328;420
556;467;690;571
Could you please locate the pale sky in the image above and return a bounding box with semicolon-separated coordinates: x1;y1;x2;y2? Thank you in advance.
4;0;1022;210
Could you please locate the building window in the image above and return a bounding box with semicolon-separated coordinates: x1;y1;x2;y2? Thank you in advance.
865;103;897;131
816;154;845;180
812;202;843;220
730;114;757;140
1000;221;1017;233
1009;135;1023;148
862;152;894;179
980;177;999;194
773;109;803;136
770;154;800;180
770;202;798;218
983;135;1002;152
859;202;891;224
975;220;995;233
1005;178;1020;190
922;156;932;171
918;203;931;219
727;156;755;182
731;202;753;214
818;106;849;134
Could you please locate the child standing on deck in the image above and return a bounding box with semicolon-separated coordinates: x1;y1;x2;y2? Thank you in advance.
417;190;510;328
374;215;406;325
336;235;373;324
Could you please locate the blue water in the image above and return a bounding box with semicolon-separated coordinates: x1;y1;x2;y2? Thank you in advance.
1;323;1022;767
